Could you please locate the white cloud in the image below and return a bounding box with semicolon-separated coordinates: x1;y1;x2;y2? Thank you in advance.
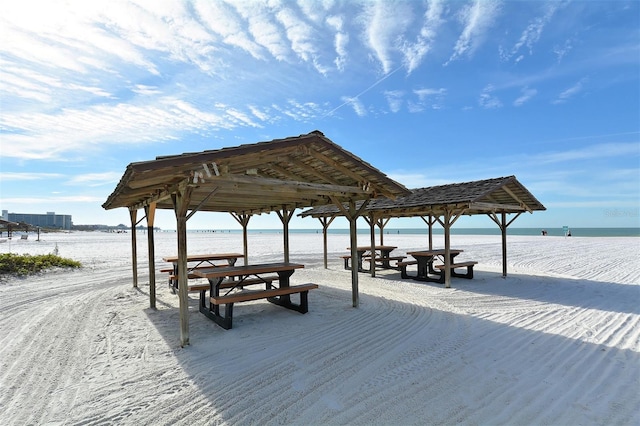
361;0;413;74
400;0;445;74
225;108;262;128
131;85;161;96
194;0;264;60
384;90;404;113
414;88;447;101
531;142;639;164
248;105;271;122
66;172;123;186
1;195;105;204
553;78;587;104
271;99;327;121
479;84;503;109
513;86;537;106
0;98;261;160
230;1;290;62
326;15;349;71
502;2;561;63
341;96;367;117
0;172;62;181
446;0;501;65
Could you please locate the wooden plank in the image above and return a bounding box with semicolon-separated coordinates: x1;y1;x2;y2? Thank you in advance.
211;283;318;304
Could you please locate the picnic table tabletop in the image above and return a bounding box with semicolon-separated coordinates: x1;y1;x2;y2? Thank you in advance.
162;253;244;263
407;249;463;257
349;245;397;251
193;262;304;279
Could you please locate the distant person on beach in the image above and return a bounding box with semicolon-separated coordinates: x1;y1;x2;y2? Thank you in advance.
567;229;572;237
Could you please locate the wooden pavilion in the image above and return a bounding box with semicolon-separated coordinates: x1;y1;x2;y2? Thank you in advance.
102;131;409;346
299;176;546;285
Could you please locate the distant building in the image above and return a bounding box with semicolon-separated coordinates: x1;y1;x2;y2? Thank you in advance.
2;210;72;230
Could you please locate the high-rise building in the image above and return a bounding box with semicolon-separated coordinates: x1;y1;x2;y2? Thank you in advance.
2;210;72;230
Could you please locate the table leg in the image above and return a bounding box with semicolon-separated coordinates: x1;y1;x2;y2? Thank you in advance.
171;263;178;292
381;249;392;269
416;257;430;279
210;277;224;316
357;252;367;272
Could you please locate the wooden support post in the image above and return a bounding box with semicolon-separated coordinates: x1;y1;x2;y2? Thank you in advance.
377;217;390;246
348;202;359;307
501;211;507;278
145;202;157;309
487;211;521;278
420;215;437;250
437;208;465;288
176;215;189;346
129;209;138;288
173;183;193;347
330;197;368;307
277;207;294;263
369;213;376;277
318;216;335;269
443;209;452;288
231;213;251;266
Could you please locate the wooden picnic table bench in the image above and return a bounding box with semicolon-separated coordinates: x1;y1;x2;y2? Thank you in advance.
434;261;478;279
397;260;418;279
404;249;465;282
369;255;407;270
342;245;398;272
194;262;317;330
161;253;244;293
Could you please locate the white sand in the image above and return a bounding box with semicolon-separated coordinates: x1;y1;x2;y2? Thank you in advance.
1;231;639;425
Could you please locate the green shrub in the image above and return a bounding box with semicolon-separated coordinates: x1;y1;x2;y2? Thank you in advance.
0;253;82;276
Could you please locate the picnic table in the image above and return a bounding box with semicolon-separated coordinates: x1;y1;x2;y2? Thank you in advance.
343;245;401;272
161;253;244;292
402;249;474;283
193;262;318;330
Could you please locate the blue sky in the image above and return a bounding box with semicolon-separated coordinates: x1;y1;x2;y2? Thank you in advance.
1;0;639;231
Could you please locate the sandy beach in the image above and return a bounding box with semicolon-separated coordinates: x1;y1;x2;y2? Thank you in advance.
1;231;638;425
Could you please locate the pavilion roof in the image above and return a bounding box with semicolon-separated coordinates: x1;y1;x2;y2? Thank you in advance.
103;131;410;215
299;176;546;218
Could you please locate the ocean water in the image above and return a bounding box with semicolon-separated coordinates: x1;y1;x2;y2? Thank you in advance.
185;227;640;237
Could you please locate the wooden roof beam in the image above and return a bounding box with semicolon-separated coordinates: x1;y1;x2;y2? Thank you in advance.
306;148;372;191
205;175;371;197
469;201;527;212
501;185;532;213
289;158;342;185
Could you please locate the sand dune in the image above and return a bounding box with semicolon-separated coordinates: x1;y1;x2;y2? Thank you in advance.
1;232;638;425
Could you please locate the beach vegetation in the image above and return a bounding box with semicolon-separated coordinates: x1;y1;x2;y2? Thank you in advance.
0;253;82;276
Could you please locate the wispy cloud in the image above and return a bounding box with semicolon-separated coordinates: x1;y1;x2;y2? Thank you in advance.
501;2;562;63
513;86;538;106
229;2;288;62
341;96;367;117
384;90;404;113
66;172;123;187
414;88;447;101
446;0;501;65
553;78;587;104
530;142;639;164
0;172;62;181
362;0;413;74
0;195;105;204
479;84;503;109
326;15;349;71
400;0;445;73
275;7;327;74
195;0;265;60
